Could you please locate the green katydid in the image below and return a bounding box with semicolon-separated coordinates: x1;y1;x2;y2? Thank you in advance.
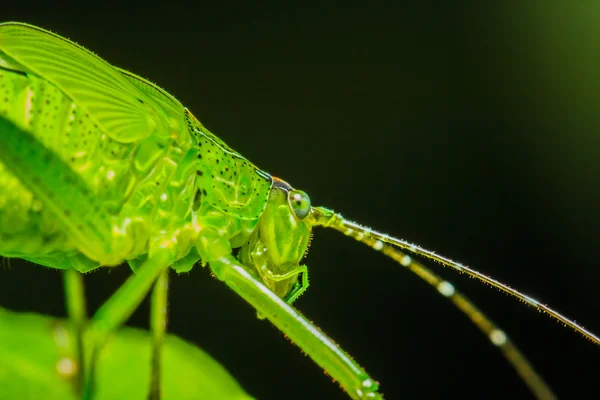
0;21;598;400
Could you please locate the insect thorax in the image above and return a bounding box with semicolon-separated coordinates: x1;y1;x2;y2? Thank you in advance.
184;110;273;221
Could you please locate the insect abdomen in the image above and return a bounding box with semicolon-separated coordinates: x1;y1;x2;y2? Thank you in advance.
0;61;141;208
0;66;111;258
0;63;200;264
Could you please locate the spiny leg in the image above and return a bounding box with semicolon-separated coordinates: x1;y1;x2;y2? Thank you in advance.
149;270;169;400
83;246;175;400
63;267;87;397
282;267;309;306
210;254;381;400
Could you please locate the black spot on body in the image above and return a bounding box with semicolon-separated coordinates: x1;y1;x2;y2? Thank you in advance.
193;190;202;211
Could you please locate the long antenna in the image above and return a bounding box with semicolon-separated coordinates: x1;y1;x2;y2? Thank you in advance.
309;206;600;346
347;225;555;398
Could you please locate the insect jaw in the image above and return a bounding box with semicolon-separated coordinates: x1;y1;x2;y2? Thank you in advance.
234;180;313;302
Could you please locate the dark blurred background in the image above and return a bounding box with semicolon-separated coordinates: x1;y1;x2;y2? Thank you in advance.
2;2;599;399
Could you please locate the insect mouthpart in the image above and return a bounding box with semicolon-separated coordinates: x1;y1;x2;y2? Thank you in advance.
235;178;312;303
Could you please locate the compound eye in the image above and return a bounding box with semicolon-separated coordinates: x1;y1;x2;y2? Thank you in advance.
288;190;311;220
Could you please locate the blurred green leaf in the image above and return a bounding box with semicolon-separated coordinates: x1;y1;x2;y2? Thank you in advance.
0;307;254;399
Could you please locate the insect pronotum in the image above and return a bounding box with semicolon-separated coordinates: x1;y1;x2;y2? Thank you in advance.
0;22;598;400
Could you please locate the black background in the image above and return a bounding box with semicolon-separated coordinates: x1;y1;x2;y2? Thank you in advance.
2;2;599;399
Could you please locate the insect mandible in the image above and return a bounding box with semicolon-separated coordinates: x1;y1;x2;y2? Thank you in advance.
0;22;598;400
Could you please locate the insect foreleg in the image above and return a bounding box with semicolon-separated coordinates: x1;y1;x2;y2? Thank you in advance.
18;251;95;395
149;270;169;400
252;266;308;321
280;267;309;306
209;255;381;400
83;246;176;400
63;268;87;396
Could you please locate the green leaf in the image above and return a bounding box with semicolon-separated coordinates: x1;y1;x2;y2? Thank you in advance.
0;307;254;400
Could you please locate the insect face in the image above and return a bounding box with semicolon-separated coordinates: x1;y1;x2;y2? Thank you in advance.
238;178;311;300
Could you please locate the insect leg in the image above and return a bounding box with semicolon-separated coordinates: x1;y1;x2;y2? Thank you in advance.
209;255;381;400
254;266;308;320
258;265;309;307
0;116;117;265
63;267;87;396
83;246;175;400
149;270;169;400
21;253;96;395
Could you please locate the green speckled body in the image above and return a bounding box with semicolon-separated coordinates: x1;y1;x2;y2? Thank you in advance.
0;22;273;268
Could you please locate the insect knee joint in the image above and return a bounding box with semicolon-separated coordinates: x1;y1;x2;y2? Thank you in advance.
196;228;232;264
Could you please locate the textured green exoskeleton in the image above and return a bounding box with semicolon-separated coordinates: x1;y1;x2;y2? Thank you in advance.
1;22;598;400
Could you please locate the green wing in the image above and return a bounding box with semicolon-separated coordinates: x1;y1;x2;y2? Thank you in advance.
0;22;171;143
117;68;183;115
116;67;190;143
